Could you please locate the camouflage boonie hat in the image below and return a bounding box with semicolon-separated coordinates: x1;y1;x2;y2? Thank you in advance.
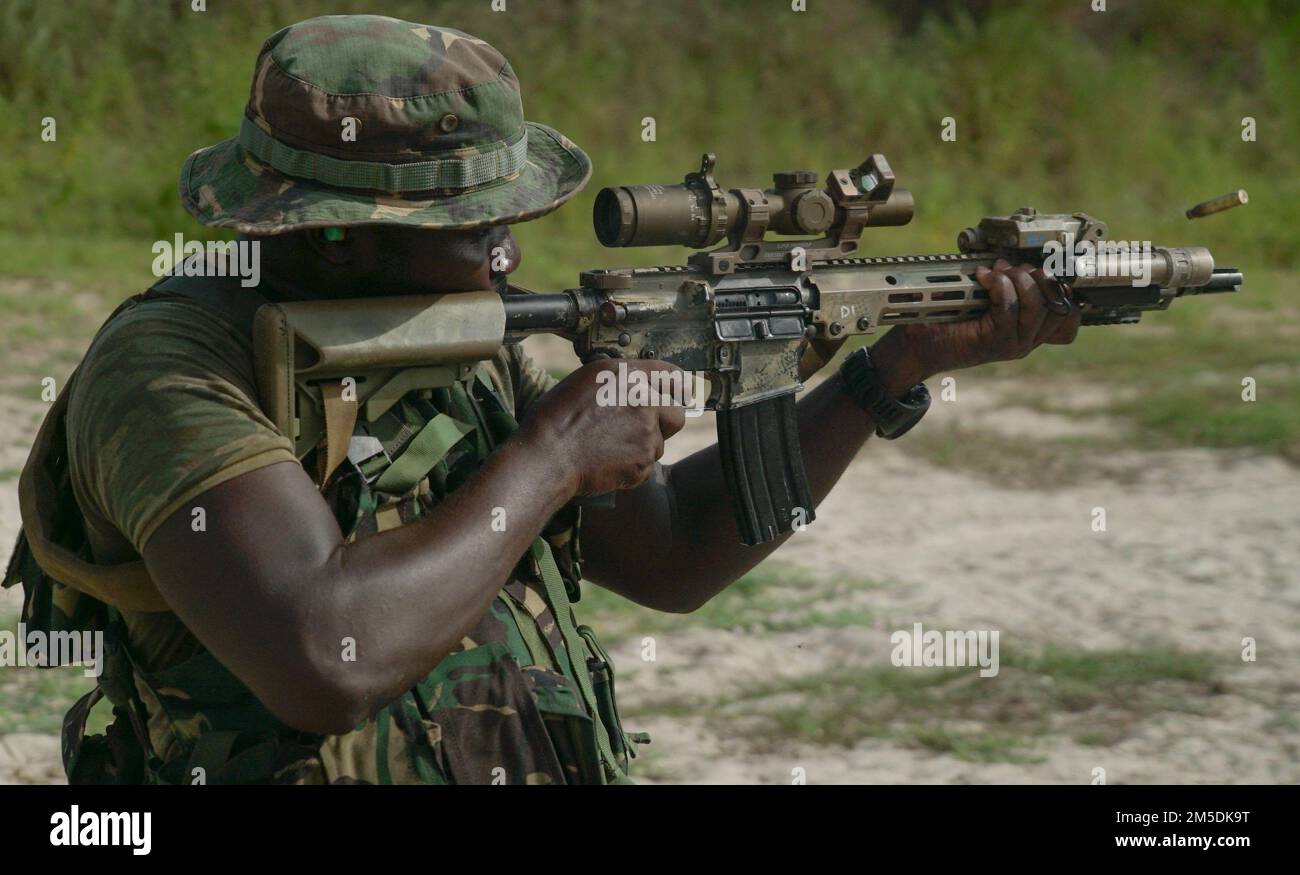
180;14;592;234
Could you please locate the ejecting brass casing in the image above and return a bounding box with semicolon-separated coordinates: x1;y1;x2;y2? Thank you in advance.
1186;190;1248;219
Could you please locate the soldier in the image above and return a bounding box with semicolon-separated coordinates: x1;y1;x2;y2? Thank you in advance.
5;14;1078;784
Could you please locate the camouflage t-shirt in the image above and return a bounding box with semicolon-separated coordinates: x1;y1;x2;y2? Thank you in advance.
65;293;558;674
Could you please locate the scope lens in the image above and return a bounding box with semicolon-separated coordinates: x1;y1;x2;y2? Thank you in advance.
593;187;633;247
593;183;724;248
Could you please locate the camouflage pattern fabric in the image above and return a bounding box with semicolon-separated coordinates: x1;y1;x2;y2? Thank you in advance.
66;295;298;555
180;14;592;233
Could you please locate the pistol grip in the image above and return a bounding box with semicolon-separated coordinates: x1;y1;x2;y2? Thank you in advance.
716;391;814;546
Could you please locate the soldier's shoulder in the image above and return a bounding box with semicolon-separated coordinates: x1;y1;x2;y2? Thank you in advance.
93;292;252;347
67;293;266;443
77;294;256;384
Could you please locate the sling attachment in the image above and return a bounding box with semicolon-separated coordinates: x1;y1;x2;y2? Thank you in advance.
318;380;359;485
578;623;639;764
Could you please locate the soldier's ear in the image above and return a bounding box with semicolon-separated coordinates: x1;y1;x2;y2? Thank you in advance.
305;226;351;266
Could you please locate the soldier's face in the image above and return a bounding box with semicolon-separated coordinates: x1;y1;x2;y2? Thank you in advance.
331;224;522;296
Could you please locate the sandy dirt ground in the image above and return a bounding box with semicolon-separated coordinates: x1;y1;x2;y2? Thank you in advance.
616;395;1299;784
1;335;1296;784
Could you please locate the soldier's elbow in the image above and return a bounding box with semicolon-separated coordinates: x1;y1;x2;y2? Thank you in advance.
264;674;372;736
654;589;714;614
256;644;376;736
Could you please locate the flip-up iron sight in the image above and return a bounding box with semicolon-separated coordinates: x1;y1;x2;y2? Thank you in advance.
593;153;914;274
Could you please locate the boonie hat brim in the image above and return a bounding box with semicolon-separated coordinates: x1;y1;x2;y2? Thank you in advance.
179;120;591;235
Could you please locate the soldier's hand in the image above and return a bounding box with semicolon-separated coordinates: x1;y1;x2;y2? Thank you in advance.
521;359;688;496
871;259;1082;393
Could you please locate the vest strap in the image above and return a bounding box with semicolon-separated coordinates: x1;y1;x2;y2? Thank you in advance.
17;369;170;613
175;730;280;785
532;537;630;784
372;412;475;495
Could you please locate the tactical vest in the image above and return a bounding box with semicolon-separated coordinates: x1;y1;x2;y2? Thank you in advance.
2;275;642;784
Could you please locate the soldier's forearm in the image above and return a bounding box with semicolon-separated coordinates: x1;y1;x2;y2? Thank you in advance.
582;364;893;611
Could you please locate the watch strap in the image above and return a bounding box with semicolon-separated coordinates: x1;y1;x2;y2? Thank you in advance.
839;346;931;439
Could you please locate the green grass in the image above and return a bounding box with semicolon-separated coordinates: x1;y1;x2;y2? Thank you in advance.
2;0;1296;272
904;421;1112;487
622;739;672;783
1114;379;1300;457
908;727;1033;763
627;644;1225;763
4;0;1297;260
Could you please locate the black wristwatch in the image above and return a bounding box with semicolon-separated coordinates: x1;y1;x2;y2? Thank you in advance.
838;346;931;439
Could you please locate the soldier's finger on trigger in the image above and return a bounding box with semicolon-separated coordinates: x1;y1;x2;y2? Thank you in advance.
652;431;667;462
657;399;686;439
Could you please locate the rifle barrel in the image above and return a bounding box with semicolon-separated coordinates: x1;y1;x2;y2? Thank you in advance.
502;291;585;332
1182;267;1242;295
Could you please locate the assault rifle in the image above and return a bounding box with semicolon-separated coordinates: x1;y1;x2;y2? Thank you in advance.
254;153;1242;547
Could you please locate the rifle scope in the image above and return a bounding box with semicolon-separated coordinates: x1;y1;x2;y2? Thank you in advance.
594;170;914;249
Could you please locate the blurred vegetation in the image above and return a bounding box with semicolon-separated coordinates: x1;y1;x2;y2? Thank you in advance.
0;0;1296;450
